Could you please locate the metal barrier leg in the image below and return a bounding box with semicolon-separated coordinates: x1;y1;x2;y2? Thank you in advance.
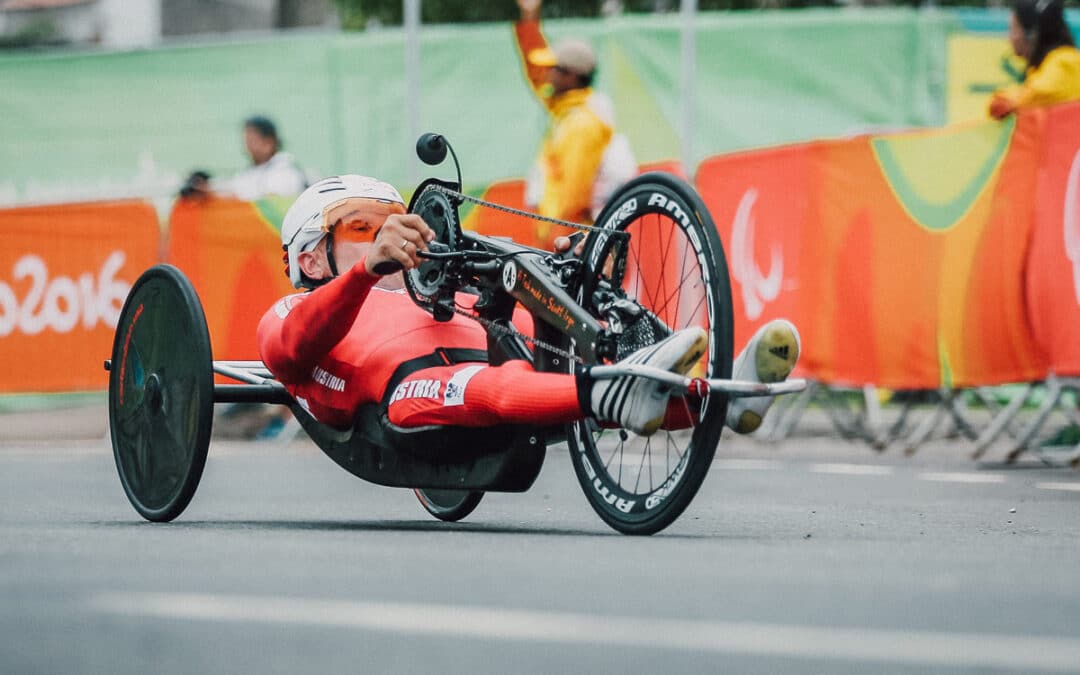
863;385;883;437
944;389;981;441
970;383;1034;460
973;387;1026;440
872;398;916;451
1005;377;1065;463
821;386;876;444
763;380;818;441
903;396;947;456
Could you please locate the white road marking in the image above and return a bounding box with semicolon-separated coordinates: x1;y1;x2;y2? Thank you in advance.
0;445;108;458
90;592;1080;672
713;458;785;471
809;463;894;476
917;472;1006;484
1036;482;1080;492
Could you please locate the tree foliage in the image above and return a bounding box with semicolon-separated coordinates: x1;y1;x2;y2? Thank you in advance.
0;18;62;50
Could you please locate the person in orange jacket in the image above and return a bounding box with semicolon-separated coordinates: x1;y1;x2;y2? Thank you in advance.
514;0;636;244
989;0;1080;119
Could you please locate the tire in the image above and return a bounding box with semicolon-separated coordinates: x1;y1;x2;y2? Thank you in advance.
108;265;214;522
414;489;484;522
568;172;734;535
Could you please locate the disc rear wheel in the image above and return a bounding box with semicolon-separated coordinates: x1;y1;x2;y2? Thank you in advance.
108;264;213;522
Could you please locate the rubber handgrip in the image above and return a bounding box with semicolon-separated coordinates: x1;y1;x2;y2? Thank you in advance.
371;260;404;275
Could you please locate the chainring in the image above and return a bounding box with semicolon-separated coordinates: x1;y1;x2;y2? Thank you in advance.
405;182;463;317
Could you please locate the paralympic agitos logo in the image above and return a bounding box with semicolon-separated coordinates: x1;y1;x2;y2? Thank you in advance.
730;188;782;320
1064;148;1080;305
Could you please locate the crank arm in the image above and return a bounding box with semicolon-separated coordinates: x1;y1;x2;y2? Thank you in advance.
588;363;807;398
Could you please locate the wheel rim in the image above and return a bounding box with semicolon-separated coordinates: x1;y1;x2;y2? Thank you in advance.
583;210;714;501
109;265;213;521
571;176;733;532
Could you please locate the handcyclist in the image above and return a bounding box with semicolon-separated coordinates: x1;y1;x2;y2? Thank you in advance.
257;175;800;436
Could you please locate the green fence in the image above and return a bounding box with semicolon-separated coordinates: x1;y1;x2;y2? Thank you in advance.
0;8;957;204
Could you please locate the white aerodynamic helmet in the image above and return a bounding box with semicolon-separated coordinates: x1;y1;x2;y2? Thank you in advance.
281;174;406;289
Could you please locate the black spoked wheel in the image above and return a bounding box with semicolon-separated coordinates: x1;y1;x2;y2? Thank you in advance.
108;264;214;522
569;172;734;535
414;489;484;522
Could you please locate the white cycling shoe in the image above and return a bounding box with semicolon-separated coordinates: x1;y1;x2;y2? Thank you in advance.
590;327;708;436
725;319;801;434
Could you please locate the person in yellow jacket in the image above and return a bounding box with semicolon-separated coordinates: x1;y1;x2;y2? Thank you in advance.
989;0;1080;119
514;0;637;245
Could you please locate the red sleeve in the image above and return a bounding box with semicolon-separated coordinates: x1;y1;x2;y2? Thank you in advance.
514;18;550;104
257;259;379;384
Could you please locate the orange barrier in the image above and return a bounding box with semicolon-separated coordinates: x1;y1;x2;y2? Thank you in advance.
695;143;818;382
697;112;1057;389
1027;104;1080;376
14;114;1080;395
166;196;295;361
639;159;688;180
0;200;160;392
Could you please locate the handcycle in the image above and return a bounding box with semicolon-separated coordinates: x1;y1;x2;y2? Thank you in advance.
105;134;805;535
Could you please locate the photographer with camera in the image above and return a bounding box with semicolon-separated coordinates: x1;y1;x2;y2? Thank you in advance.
180;115;308;201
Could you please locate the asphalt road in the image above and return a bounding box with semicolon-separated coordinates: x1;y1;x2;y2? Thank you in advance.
2;417;1080;674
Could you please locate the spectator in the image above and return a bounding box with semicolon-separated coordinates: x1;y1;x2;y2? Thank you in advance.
179;115;310;441
180;115;309;201
513;0;636;242
989;0;1080;119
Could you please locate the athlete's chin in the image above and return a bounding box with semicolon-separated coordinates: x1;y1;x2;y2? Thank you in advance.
335;242;373;272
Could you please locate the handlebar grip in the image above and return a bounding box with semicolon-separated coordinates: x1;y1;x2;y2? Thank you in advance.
371;260;405;275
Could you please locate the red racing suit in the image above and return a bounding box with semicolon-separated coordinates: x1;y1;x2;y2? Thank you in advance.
256;259;583;430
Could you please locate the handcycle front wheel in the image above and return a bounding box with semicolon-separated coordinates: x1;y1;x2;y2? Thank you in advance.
568;172;734;535
414;489;484;522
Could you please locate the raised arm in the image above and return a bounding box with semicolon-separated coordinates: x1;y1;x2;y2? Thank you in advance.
514;0;551;104
989;48;1080;119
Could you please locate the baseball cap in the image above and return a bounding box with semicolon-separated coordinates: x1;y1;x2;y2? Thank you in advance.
527;38;596;77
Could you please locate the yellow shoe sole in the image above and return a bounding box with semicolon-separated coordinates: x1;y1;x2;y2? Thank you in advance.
731;410;763;434
753;323;799;384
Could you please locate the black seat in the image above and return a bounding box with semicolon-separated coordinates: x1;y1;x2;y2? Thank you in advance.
289;401;552;493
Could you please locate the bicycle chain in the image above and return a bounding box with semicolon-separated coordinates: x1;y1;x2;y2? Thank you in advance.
431;184;628;237
448;300;584;365
423;184;615;365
